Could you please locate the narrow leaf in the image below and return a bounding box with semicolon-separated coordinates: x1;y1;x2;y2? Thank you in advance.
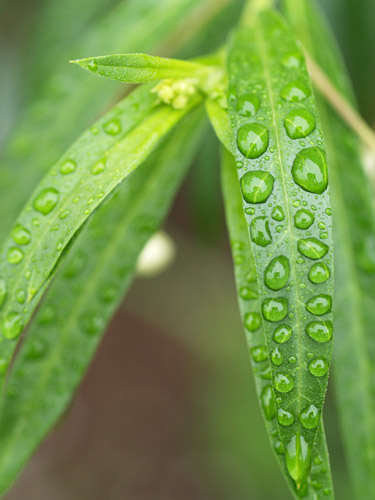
205;99;234;153
283;1;375;497
227;7;334;491
72;53;213;83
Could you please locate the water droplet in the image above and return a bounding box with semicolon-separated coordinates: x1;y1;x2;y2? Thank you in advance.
288;355;297;364
250;217;272;246
250;345;268;362
60;158;77;175
0;280;6;308
239;287;258;300
244;312;261;331
16;289;26;304
271;347;283;365
308;357;329;377
26;339;47;360
33;187;60;215
277;407;294;426
274;373;294;393
260;366;272;379
308;262;330;284
99;283;118;303
103;118;122;135
294;209;315;229
87;59;97;71
11;224;31;245
236;160;243;169
300;404;320;429
261;385;276;421
91;160;106;175
281;81;311;102
0;358;8;375
306;321;333;343
292;147;328;194
273;324;292;344
236;94;260;117
325;208;332;216
285;433;312;484
80;312;104;336
2;312;23;340
59;209;71;219
305;294;332;315
323;488;332;496
240;171;275;204
284;108;316;139
237;123;269;159
282;51;303;68
311;480;322;491
274;439;284;454
264;256;290;291
7;247;24;264
298;238;329;260
271;206;285;221
262;298;288;322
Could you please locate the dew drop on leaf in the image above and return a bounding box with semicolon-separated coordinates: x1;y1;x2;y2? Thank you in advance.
271;347;283;365
237;123;269;159
240;171;275;203
264;255;290;291
308;262;330;284
103;118;122;136
236;94;260;117
308;357;329;377
87;59;98;71
305;294;332;315
280;80;311;102
284;108;316;139
239;287;258;300
262;297;288;322
273;324;292;344
271;205;285;221
15;289;26;304
33;187;60;215
250;345;268;362
306;321;333;343
297;238;329;259
261;385;276;421
274;439;284;454
277;407;294;426
282;51;303;68
80;312;104;336
11;224;31;245
0;280;6;308
300;404;320;429
91;160;106;175
2;312;23;340
292;147;328;194
250;216;272;246
294;208;315;229
59;159;77;175
274;373;294;393
285;433;312;484
7;247;24;264
26;339;48;360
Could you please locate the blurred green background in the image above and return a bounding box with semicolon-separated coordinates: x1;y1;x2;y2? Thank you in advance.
0;0;373;498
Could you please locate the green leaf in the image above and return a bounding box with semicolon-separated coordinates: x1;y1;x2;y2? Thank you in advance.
221;147;334;500
0;83;203;394
0;110;206;495
283;1;375;498
227;7;334;490
72;53;213;83
205;98;234;153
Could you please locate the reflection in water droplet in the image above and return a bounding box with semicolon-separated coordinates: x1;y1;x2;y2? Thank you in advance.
284;108;316;139
237;94;260;117
237;123;269;159
262;298;288;322
250;217;272;246
285;433;312;484
292;147;328;194
306;321;333;343
298;238;329;260
11;224;31;245
60;159;77;175
281;81;311;102
240;171;275;204
300;404;320;429
305;294;332;315
264;256;290;291
308;263;330;284
273;324;292;344
7;247;24;264
308;357;329;377
294;209;315;229
250;345;268;362
261;385;276;421
33;187;60;215
2;312;23;340
244;312;261;332
274;373;294;393
277;407;294;426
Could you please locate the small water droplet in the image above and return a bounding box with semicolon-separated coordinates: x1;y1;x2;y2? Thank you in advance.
271;206;285;221
80;312;104;335
250;345;268;362
325;208;332;216
306;321;333;343
2;312;23;340
308;262;330;284
273;324;292;344
91;160;106;175
7;247;24;264
60;158;77;175
59;209;71;219
0;280;6;308
298;238;329;259
262;298;288;322
250;216;272;246
300;404;320;429
240;171;275;204
294;209;315;229
264;255;290;291
261;385;276;421
277;407;294;426
236;94;260;117
103;118;122;136
87;59;97;71
239;287;258;300
281;81;311;102
305;294;332;315
16;289;26;304
271;347;283;365
292;147;328;194
244;312;261;331
274;439;284;454
282;51;303;68
237;123;269;159
11;224;31;245
33;187;60;215
308;357;329;377
274;373;294;393
288;355;297;364
284;108;316;139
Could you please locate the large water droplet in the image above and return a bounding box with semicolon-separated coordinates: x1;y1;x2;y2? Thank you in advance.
271;206;285;221
244;312;261;331
2;312;23;340
292;147;328;194
250;345;268;362
250;217;272;246
237;94;260;117
300;404;320;429
306;321;333;343
277;407;294;426
284;108;316;139
308;357;329;377
33;187;60;215
87;59;98;71
273;324;292;344
237;123;269;159
298;238;329;260
60;159;77;175
285;433;312;484
294;209;315;229
0;280;6;309
103;118;122;135
271;347;283;365
274;439;284;454
305;294;332;315
281;81;311;102
261;385;276;421
240;171;275;204
308;263;330;284
11;224;31;245
264;256;290;291
274;373;294;393
262;298;288;322
7;247;24;264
